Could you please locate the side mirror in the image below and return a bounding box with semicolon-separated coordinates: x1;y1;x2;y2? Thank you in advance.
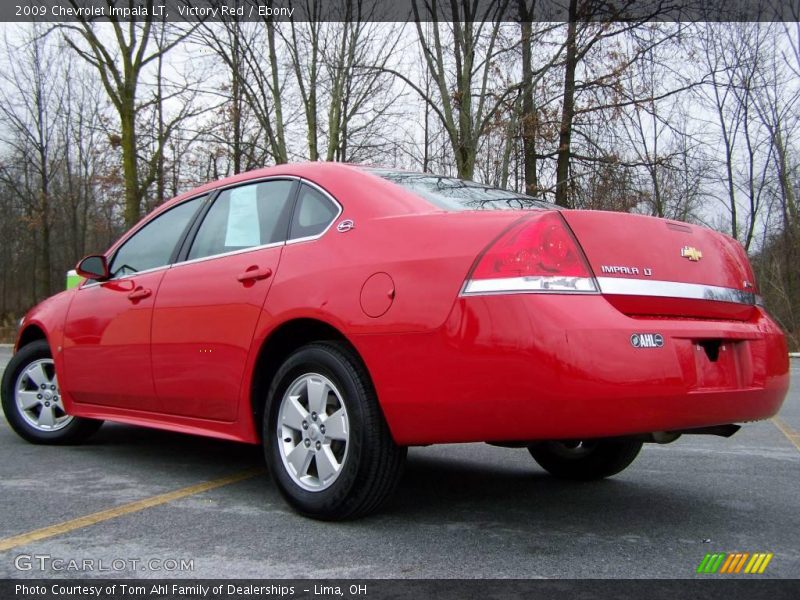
76;255;110;281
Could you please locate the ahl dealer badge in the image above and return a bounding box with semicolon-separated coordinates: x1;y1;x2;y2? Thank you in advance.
630;333;664;348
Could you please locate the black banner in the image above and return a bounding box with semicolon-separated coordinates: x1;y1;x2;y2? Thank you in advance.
3;579;800;600
2;0;800;23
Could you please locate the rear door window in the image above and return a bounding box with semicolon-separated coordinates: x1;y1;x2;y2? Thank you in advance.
188;180;296;260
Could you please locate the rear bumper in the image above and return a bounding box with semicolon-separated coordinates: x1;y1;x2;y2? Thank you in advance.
354;295;789;445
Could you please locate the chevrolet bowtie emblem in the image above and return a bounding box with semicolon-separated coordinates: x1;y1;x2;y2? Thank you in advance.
681;246;703;261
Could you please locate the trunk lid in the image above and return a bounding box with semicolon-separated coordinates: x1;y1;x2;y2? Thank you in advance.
561;210;759;321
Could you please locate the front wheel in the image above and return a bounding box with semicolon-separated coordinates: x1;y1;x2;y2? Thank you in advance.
1;340;103;444
263;342;406;520
528;439;642;481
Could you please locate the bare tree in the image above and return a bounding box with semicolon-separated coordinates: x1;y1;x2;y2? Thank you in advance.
749;23;800;346
516;4;564;195
383;0;518;179
198;10;290;165
616;27;703;221
0;25;65;298
0;24;116;324
61;1;197;226
199;1;403;167
698;22;786;250
333;30;405;160
545;3;689;206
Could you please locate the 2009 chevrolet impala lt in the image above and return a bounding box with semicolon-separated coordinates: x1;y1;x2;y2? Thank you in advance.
1;163;789;519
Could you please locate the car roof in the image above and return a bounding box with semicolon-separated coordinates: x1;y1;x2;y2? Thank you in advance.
138;162;437;231
164;162;367;207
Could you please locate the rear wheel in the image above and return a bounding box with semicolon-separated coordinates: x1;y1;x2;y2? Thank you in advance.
1;340;103;444
263;341;406;520
528;439;642;481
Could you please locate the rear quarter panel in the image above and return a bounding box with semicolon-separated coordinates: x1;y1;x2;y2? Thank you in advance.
240;208;529;442
264;211;526;334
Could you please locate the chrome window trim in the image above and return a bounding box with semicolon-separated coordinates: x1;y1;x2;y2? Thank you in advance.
213;174;301;193
77;176;344;287
461;276;599;296
595;277;760;306
175;176;342;259
79;242;288;286
78;264;171;289
285;178;343;245
173;240;285;268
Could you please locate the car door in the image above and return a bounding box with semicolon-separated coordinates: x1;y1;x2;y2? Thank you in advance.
150;178;297;421
62;196;206;411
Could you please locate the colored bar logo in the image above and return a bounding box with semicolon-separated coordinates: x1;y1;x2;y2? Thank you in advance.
697;552;773;574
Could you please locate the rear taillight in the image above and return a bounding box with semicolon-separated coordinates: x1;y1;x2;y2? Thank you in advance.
462;212;597;295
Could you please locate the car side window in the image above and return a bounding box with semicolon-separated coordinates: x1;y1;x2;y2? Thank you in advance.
109;196;204;278
289;184;339;240
188;180;295;260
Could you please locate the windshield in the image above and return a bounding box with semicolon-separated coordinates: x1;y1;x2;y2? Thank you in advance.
366;169;553;211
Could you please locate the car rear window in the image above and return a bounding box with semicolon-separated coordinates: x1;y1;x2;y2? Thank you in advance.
367;169;553;211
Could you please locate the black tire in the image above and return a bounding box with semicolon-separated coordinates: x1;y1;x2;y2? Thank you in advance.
528;438;642;481
263;341;406;520
1;340;103;445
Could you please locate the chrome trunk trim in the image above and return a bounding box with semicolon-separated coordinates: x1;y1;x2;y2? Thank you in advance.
596;277;761;306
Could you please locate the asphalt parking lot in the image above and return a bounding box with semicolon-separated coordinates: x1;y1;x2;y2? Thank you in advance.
0;346;798;579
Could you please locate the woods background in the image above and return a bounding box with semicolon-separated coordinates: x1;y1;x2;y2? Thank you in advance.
0;0;798;349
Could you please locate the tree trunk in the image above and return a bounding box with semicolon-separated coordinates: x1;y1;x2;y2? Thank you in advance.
518;1;538;194
155;54;166;206
555;0;578;208
120;101;140;227
266;20;288;164
37;169;52;298
231;25;242;174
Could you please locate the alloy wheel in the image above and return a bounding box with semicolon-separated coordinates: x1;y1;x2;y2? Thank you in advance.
276;373;350;492
14;358;73;432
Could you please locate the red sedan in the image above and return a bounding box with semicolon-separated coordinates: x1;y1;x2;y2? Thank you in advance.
1;163;789;519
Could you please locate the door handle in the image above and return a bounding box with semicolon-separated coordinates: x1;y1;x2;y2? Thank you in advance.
236;266;272;283
127;287;152;301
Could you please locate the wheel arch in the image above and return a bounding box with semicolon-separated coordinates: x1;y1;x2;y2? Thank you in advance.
249;318;369;439
16;323;48;352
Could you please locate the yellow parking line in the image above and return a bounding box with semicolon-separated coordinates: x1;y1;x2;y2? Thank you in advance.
772;417;800;452
0;467;264;553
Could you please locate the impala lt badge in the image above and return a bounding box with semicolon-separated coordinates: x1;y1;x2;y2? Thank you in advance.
681;246;703;261
631;333;664;348
600;265;653;276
